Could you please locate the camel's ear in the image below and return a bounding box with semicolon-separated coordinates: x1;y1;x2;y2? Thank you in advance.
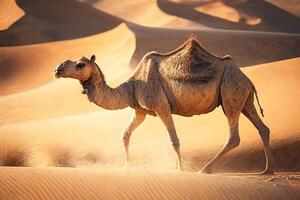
90;55;96;63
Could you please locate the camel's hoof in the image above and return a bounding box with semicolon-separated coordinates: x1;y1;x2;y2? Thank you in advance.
260;169;274;175
177;166;183;172
123;164;129;169
198;167;213;174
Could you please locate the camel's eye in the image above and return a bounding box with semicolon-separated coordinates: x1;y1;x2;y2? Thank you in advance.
76;63;85;68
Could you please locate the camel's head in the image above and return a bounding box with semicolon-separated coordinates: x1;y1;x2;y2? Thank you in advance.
54;55;97;81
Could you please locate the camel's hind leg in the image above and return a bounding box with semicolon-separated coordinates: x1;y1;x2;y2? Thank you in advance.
199;114;241;174
242;94;273;174
200;65;249;173
121;110;146;168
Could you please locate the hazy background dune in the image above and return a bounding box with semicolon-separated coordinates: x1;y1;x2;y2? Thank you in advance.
0;0;300;199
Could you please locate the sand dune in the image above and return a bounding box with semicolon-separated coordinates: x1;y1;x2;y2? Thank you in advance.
0;0;300;199
91;0;205;29
155;0;300;33
0;0;122;46
265;0;300;17
90;0;300;32
0;0;24;30
0;168;299;200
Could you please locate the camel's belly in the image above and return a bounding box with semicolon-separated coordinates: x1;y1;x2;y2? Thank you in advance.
165;80;220;116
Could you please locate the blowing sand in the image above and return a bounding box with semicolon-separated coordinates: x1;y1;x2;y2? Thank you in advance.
0;0;300;199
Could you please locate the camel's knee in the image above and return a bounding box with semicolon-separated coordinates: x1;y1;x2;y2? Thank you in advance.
227;135;240;149
121;129;130;145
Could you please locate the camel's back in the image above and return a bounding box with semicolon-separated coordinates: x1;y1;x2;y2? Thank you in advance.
130;38;223;82
158;38;223;83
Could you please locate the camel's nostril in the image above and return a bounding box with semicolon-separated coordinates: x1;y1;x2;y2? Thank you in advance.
54;68;62;75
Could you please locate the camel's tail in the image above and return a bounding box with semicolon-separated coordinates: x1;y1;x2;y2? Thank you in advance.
252;85;264;117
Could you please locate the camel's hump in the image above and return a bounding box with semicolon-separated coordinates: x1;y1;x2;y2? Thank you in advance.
159;38;221;82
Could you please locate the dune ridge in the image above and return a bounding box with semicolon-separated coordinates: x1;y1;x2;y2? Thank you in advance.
0;168;299;200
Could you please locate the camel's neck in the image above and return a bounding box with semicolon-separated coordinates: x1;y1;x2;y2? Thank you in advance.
80;65;133;110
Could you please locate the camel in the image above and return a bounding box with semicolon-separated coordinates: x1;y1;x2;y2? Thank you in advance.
53;38;273;174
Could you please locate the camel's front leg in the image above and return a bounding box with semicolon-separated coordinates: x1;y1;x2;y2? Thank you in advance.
121;110;146;168
156;110;183;171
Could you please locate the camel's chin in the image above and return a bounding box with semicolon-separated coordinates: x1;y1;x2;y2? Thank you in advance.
53;73;67;79
54;73;62;79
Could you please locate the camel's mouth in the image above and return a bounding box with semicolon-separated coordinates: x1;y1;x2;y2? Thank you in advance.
53;69;65;78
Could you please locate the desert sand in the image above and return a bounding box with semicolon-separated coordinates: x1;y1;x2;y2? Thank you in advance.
0;0;300;199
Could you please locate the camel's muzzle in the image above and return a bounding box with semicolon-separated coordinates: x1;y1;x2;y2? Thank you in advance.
54;67;64;78
54;60;72;78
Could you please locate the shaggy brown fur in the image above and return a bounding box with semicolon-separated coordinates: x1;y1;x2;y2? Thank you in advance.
54;38;272;174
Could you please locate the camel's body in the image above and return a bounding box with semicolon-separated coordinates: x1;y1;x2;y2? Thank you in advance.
54;38;273;174
129;41;227;117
